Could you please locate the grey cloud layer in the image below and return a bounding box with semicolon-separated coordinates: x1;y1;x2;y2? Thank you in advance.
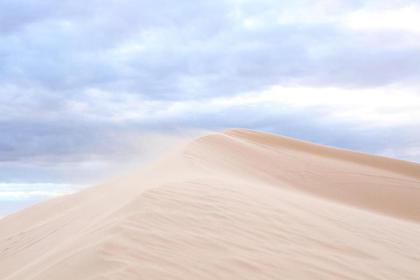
2;0;420;100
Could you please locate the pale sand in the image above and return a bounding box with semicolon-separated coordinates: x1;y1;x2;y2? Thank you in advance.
1;128;420;279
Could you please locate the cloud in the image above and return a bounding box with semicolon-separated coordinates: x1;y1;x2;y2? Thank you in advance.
2;0;420;100
0;119;205;182
345;5;420;33
0;0;419;186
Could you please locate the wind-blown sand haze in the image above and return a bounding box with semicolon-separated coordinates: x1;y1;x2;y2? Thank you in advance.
1;129;420;279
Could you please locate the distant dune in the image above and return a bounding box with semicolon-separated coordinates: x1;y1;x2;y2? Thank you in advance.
1;129;420;279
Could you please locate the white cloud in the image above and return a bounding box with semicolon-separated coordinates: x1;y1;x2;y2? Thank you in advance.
0;183;79;201
346;5;420;33
210;85;420;126
56;84;420;129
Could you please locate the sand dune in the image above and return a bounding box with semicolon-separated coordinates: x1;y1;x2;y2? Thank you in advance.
1;129;420;279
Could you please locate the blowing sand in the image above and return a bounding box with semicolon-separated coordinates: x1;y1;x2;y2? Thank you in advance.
0;129;420;279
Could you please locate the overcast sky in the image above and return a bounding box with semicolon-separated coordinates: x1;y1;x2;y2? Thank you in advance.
1;0;420;191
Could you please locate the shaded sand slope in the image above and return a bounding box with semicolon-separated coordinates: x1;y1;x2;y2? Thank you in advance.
0;129;420;280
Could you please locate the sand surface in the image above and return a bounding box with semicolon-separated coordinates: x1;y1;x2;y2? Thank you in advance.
1;129;420;279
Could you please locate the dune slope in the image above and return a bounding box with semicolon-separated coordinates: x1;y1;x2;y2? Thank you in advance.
0;129;420;280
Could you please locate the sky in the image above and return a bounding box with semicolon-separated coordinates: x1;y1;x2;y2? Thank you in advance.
1;0;420;214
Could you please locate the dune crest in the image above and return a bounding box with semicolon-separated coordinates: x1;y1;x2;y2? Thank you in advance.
1;129;420;280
